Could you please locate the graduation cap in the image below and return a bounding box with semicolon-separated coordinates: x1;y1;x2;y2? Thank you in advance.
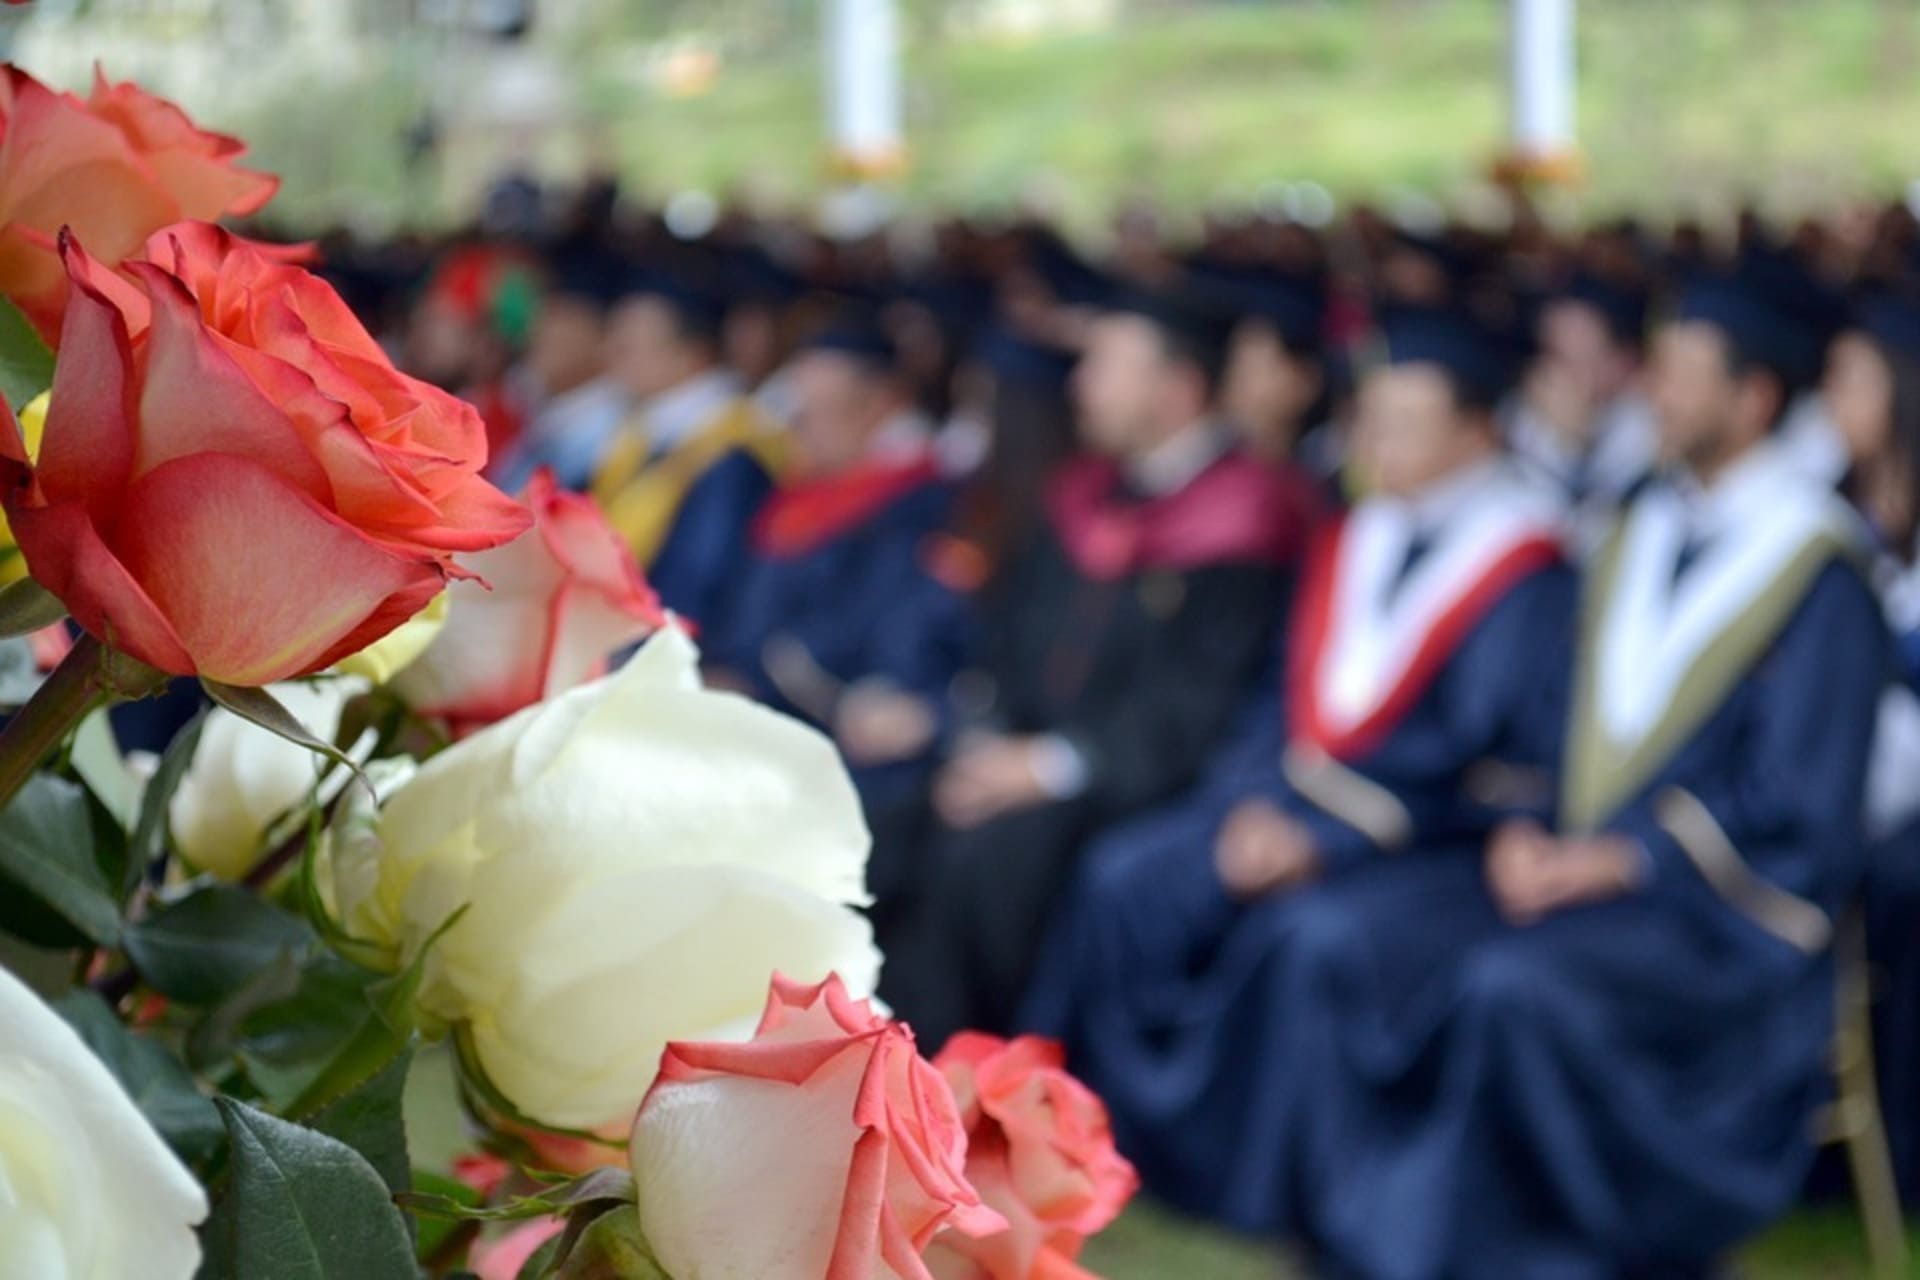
801;306;901;375
1205;268;1328;355
1853;291;1920;365
970;325;1076;393
545;246;628;310
1552;273;1649;350
1671;272;1825;395
717;249;804;309
615;269;728;342
1103;285;1237;389
1377;304;1527;411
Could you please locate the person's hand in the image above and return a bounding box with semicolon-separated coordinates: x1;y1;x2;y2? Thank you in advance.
835;685;937;765
934;736;1050;829
1214;798;1323;900
1486;820;1644;923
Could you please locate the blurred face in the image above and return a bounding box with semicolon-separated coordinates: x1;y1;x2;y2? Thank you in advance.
1353;363;1490;499
1221;320;1320;457
1824;330;1895;466
1072;314;1193;458
1648;321;1757;471
604;296;708;400
405;295;479;389
789;350;896;477
1539;300;1628;400
723;303;783;387
527;296;605;395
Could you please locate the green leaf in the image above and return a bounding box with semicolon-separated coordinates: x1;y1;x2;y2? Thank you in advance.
124;884;315;1005
128;709;206;893
0;576;63;641
235;953;386;1108
198;1097;417;1280
0;772;123;946
548;1206;664;1280
305;1049;413;1198
409;1169;481;1266
185;948;306;1073
397;1167;636;1224
0;293;54;410
200;680;368;786
52;990;223;1166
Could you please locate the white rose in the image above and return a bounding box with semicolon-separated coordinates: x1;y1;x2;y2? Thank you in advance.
332;627;878;1131
169;677;367;881
0;966;208;1278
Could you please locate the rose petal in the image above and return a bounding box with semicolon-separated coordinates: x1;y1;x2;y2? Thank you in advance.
114;453;429;683
125;260;331;501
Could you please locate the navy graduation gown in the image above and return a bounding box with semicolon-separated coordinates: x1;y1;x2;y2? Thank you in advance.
647;448;775;631
1307;556;1889;1280
1021;557;1576;1236
700;466;971;841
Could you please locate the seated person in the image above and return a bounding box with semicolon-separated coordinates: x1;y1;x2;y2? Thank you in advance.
590;274;784;628
876;286;1314;1049
491;249;632;494
1823;290;1920;1202
701;319;968;811
1023;307;1572;1237
1506;274;1657;551
1308;275;1889;1280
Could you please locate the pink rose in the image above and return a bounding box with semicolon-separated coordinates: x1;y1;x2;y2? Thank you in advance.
0;67;277;342
0;223;530;685
631;974;1006;1280
390;468;663;731
469;1218;564;1280
925;1035;1138;1280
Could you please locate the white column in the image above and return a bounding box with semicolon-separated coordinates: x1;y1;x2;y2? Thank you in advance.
824;0;903;176
1509;0;1575;161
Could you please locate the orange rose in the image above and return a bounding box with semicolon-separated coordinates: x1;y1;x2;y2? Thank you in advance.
926;1034;1139;1280
631;974;1006;1280
0;66;276;342
0;222;530;686
391;468;665;733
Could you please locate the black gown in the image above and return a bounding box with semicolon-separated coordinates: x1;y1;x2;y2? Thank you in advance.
876;447;1313;1048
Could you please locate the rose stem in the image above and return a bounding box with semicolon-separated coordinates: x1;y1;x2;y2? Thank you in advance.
0;635;163;811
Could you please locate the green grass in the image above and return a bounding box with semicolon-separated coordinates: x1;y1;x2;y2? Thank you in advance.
49;0;1920;231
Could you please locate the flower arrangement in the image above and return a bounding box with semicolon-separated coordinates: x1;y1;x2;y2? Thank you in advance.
0;56;1137;1280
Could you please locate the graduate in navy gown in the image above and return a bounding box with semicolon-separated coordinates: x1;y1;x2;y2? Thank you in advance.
876;288;1317;1049
1304;276;1892;1280
1820;289;1920;1201
701;319;968;813
1022;307;1574;1237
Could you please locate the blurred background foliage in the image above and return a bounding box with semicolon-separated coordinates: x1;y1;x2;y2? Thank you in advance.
7;0;1920;235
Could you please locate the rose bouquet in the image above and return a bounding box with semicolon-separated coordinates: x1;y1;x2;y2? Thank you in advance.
0;56;1136;1280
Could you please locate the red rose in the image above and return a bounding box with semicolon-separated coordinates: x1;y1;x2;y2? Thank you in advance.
391;468;664;732
0;222;530;686
631;974;1006;1280
926;1034;1139;1280
0;66;276;342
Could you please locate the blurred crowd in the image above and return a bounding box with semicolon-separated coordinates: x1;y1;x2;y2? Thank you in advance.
308;178;1920;1275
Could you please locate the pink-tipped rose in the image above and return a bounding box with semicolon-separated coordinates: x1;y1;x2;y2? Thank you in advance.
391;468;664;732
631;974;1006;1280
0;66;277;342
469;1218;565;1280
0;222;530;686
926;1034;1138;1280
